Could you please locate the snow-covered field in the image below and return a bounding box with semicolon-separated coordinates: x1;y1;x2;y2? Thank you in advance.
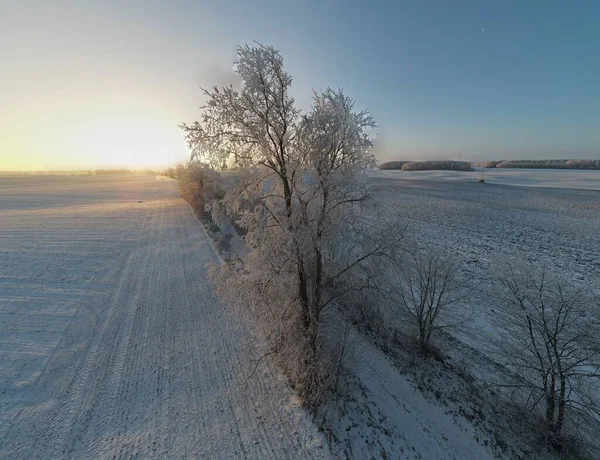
372;168;600;191
0;175;327;459
2;171;597;459
314;170;597;459
369;170;600;288
369;170;600;346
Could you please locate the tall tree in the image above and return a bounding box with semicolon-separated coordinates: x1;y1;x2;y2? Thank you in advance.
182;44;402;405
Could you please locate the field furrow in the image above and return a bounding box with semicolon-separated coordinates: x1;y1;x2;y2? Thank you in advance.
0;175;327;459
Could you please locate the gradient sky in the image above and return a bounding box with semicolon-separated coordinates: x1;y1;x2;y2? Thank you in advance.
1;0;599;170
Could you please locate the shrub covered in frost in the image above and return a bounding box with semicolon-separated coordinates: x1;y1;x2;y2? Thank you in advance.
178;162;224;213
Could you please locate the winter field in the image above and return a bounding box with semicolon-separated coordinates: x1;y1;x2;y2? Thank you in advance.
0;175;326;459
369;169;600;355
373;167;600;191
314;169;600;458
1;171;599;459
369;169;600;293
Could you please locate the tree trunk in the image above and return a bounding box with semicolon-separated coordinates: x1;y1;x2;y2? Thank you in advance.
308;315;319;355
279;169;311;331
545;393;556;432
314;246;323;314
550;377;567;451
545;372;556;429
298;263;311;328
419;324;427;348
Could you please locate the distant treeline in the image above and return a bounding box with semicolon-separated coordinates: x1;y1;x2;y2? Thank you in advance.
473;159;600;170
471;160;504;168
379;160;474;172
94;169;133;175
378;161;412;170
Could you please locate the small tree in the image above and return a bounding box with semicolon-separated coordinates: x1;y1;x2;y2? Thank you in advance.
393;249;467;350
494;263;600;450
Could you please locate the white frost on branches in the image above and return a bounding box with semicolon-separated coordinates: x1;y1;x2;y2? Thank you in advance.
181;43;403;405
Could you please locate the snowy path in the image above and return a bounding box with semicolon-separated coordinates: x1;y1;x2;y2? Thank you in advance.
0;176;327;459
349;334;495;459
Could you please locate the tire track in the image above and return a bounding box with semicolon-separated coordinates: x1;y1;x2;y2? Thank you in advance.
73;193;165;458
46;189;166;458
0;186;168;458
1;178;329;459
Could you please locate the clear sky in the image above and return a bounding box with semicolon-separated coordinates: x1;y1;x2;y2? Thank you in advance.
1;0;599;170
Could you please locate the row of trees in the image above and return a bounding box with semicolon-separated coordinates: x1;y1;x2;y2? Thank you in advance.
180;43;599;452
389;251;599;450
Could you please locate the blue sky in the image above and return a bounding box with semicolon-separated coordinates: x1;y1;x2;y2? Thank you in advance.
1;0;599;169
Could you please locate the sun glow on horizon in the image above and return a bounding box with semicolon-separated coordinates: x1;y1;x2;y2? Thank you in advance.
69;113;188;169
1;110;189;172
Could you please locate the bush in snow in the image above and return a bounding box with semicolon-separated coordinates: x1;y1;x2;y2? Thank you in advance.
178;161;224;214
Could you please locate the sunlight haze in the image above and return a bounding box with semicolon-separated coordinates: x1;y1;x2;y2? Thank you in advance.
1;0;599;170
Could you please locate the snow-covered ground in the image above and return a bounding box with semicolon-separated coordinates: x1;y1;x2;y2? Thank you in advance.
319;327;503;459
0;175;327;459
361;170;600;456
372;168;600;191
368;170;600;349
210;168;600;458
3;171;596;459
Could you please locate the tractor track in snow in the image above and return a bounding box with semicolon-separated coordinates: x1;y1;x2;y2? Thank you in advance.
0;175;327;459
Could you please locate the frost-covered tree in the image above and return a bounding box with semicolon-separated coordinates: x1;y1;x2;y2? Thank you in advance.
493;263;600;450
178;161;223;212
181;43;403;405
175;164;186;179
392;249;468;350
